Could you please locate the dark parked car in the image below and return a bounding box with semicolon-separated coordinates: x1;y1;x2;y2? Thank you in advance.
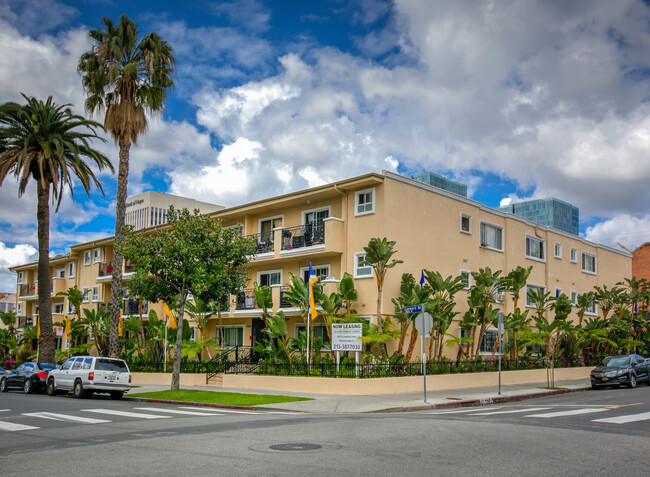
0;362;57;394
590;354;650;389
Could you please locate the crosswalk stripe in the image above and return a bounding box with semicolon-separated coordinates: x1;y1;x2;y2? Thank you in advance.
0;421;39;432
473;407;551;416
22;412;111;424
134;407;223;416
592;412;650;424
82;409;171;419
525;408;609;418
424;406;504;415
0;409;10;412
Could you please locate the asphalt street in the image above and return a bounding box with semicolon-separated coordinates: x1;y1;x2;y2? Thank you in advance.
0;386;648;476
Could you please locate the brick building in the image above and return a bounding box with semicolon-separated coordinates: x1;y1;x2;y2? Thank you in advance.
632;242;650;282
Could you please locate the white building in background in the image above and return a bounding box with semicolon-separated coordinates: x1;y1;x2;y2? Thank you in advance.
125;191;224;231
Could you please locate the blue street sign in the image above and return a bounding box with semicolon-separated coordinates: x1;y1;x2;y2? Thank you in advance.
404;304;423;314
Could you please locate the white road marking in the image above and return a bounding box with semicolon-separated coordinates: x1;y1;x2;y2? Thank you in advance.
82;409;171;419
22;412;111;424
134;407;223;416
0;421;39;432
473;407;551;416
592;412;650;424
525;408;609;418
0;409;10;412
424;407;504;415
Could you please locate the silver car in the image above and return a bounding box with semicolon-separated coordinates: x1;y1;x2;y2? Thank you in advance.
47;356;131;399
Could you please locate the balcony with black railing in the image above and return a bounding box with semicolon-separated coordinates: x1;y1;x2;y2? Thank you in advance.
235;289;258;310
123;299;148;316
18;282;51;298
280;224;325;251
279;286;293;308
246;233;274;255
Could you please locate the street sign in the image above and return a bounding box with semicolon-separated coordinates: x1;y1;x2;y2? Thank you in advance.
404;304;423;314
414;312;434;337
55;326;64;337
331;323;363;352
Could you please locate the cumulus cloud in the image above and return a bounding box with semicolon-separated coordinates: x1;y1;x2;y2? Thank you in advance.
0;242;37;292
584;214;650;250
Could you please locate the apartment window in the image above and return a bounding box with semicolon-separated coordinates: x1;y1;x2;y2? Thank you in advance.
68;261;75;278
17;271;24;284
495;291;505;303
480;222;503;251
17;303;22;315
554;243;562;259
459;327;500;354
53;268;65;279
93;247;103;264
570;248;578;263
525;236;545;261
355;188;375;216
217;326;244;347
53;303;64;314
526;284;546;307
570;291;578;306
460;213;472;234
82;287;90;303
555;288;562;298
459;270;472;289
304;207;330;226
258;270;282;287
189;326;196;342
259;216;283;243
354;252;373;278
91;286;99;302
301;265;330;283
582;252;597;274
84;250;91;266
586;301;597;315
88;328;94;341
296;323;330;345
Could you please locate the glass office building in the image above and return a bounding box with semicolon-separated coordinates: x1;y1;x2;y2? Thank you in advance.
499;198;579;235
409;172;468;197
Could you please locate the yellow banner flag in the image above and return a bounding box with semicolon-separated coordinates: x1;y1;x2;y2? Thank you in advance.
37;317;40;338
64;315;71;336
118;310;124;337
163;302;177;329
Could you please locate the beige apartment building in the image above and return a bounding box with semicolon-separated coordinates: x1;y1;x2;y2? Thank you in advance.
10;171;632;359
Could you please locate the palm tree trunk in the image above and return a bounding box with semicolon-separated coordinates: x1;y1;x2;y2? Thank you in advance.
36;183;55;364
171;289;186;390
109;139;131;358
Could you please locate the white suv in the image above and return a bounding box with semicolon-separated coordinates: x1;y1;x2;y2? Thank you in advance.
47;356;131;400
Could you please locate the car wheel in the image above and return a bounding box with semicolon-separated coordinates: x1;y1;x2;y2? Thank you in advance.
73;380;86;399
110;392;123;400
628;373;637;388
23;379;33;394
591;383;600;390
0;378;7;392
46;379;56;396
86;391;94;399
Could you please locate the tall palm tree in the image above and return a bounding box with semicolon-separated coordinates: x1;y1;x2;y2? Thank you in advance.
0;95;112;364
78;15;175;357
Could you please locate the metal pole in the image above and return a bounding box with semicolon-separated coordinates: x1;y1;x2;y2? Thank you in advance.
422;333;427;403
164;325;167;373
498;312;503;395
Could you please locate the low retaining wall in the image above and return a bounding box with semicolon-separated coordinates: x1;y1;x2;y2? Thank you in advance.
132;367;591;395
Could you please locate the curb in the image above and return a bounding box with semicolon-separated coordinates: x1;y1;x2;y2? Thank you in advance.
371;386;591;413
123;396;253;411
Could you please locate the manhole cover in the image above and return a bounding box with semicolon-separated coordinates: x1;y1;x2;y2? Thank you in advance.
269;443;322;451
249;442;340;454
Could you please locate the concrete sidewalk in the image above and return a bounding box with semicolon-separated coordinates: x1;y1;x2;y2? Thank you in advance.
125;378;592;413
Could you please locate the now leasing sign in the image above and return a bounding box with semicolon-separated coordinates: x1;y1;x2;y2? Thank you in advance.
331;323;363;352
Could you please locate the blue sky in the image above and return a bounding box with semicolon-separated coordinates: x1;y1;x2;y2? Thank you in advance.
2;0;650;290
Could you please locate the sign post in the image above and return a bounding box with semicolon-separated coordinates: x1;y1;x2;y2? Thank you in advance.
332;323;363;377
414;311;433;403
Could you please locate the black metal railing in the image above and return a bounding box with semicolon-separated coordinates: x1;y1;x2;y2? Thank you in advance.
18;282;50;297
280;224;325;251
205;345;254;382
124;261;135;274
97;262;114;277
247;233;274;254
236;290;258;310
279;286;293;307
123;299;148;316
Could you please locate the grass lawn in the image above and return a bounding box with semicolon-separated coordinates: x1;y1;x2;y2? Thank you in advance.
129;389;312;406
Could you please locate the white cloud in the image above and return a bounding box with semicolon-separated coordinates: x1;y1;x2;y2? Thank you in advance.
0;241;37;292
584;214;650;250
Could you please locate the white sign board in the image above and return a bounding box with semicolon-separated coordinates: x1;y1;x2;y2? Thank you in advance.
55;326;64;337
414;312;434;338
331;323;363;352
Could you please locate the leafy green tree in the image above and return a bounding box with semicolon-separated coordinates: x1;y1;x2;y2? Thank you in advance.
79;14;175;358
362;237;403;336
0;95;112;363
185;298;218;360
81;307;111;356
117;207;255;390
504;265;532;310
469;267;504;359
424;271;465;363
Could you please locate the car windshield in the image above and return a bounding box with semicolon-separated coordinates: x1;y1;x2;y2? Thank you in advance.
599;356;630;367
95;358;128;372
37;363;56;371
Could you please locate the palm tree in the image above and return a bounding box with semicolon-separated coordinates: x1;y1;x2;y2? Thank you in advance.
362;237;403;336
78;14;175;357
0;95;112;364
